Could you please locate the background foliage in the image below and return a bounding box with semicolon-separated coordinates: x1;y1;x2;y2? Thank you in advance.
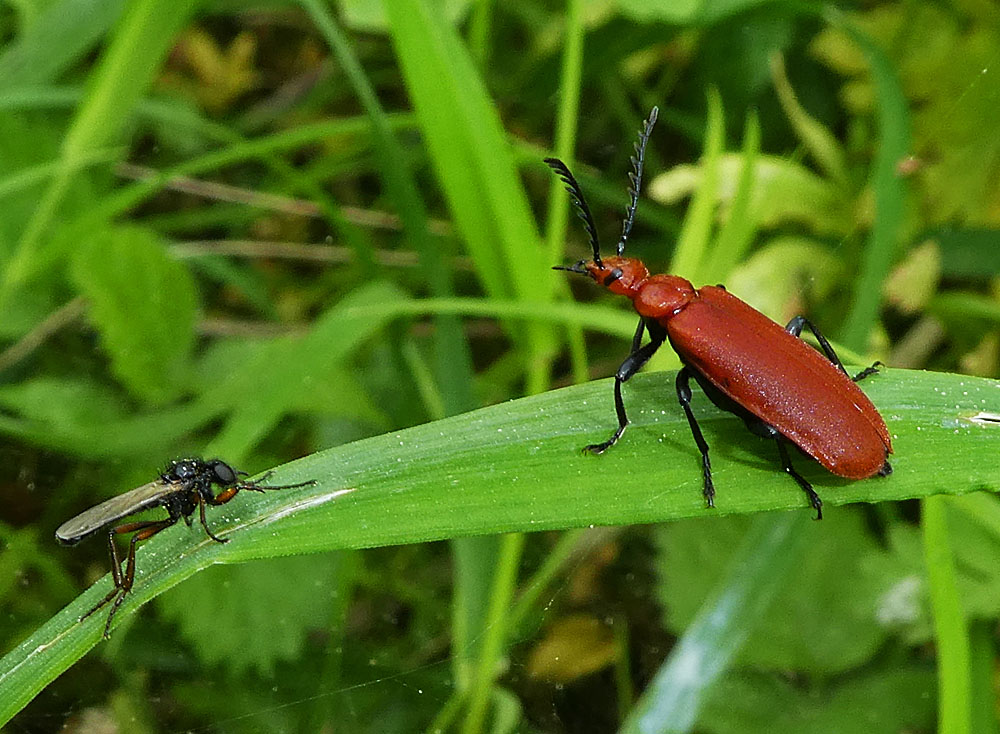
1;0;999;732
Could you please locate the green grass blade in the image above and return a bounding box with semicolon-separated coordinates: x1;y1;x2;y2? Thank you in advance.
381;0;558;392
544;0;589;385
2;368;999;724
462;532;525;734
619;512;810;734
545;0;586;266
968;620;998;734
827;10;911;351
300;0;474;415
923;495;972;734
769;52;849;189
701;110;760;285
670;88;724;280
0;0;200;303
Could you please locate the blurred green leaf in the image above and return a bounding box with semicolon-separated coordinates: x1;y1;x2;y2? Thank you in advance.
828;10;911;351
814;5;1000;225
671;87;724;279
623;512;808;734
0;377;125;426
884;493;1000;638
649;155;850;237
726;237;844;323
381;0;557;392
0;0;200;301
615;0;776;25
930;228;1000;279
71;226;197;403
883;239;941;314
157;555;343;676
0;0;125;88
698;664;935;733
701;110;761;285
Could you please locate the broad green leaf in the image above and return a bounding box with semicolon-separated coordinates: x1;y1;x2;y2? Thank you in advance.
71;226;196;403
726;237;844;323
157;554;343;676
698;664;935;733
649;155;850;237
0;377;125;427
0;0;125;88
2;368;1000;725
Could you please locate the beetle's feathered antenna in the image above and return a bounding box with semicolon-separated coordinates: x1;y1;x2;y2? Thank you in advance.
617;106;659;256
545;157;603;269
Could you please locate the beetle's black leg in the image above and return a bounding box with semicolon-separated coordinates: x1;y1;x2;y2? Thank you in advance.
784;316;850;377
775;440;823;520
676;367;715;508
851;360;884;383
785;316;884;382
585;320;664;454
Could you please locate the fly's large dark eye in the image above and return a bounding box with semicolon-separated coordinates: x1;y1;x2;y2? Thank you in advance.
603;268;623;287
211;460;237;485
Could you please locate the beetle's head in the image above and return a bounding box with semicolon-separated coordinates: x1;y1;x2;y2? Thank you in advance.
546;109;660;303
555;255;648;298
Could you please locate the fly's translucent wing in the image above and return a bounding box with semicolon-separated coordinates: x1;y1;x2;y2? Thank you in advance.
55;479;178;545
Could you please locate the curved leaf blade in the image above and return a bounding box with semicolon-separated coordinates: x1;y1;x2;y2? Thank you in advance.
2;368;999;724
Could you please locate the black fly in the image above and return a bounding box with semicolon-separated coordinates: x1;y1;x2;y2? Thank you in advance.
56;458;315;638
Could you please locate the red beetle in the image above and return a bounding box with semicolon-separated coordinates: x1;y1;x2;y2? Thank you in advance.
548;107;892;518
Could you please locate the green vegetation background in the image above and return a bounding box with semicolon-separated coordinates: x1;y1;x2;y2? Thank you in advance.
1;0;1000;732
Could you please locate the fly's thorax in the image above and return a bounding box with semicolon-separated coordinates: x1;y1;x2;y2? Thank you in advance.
164;458;202;483
585;256;649;297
